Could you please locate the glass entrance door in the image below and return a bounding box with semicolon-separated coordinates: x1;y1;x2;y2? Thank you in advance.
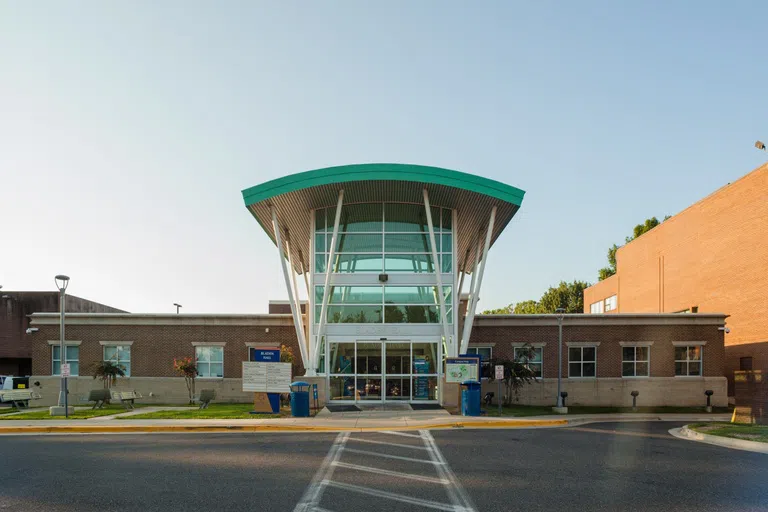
385;342;411;400
355;342;382;401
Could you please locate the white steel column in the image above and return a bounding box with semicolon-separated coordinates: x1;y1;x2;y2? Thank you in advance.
423;189;453;356
457;249;469;296
460;240;482;351
460;206;496;355
285;233;310;373
314;189;344;370
271;206;309;369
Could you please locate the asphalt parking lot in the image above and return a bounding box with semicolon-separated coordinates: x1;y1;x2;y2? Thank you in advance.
1;422;766;511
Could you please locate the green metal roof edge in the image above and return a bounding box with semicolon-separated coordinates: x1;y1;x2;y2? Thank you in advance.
241;163;525;207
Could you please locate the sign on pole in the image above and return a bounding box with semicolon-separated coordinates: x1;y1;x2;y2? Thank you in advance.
242;362;292;393
61;363;71;378
495;365;504;380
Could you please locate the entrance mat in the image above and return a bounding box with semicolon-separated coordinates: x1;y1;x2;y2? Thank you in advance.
325;405;361;413
409;404;445;411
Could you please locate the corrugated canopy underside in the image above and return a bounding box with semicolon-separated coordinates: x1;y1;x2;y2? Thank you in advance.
242;164;525;274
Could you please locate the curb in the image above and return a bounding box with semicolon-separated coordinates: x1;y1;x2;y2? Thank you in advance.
0;419;568;435
669;425;768;454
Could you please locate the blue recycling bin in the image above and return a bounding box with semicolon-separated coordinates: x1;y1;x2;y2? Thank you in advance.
290;381;311;418
461;380;481;417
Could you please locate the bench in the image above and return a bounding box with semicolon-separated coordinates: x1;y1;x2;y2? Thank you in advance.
197;389;216;410
0;389;42;410
88;389;112;409
111;390;143;410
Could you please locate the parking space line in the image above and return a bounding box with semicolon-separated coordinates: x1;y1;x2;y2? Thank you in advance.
343;447;444;464
324;480;456;511
333;461;450;485
421;430;478;512
346;437;430;451
292;432;350;512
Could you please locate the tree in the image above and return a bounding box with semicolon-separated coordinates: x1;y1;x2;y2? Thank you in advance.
173;356;198;405
512;300;541;314
488;345;538;405
538;280;589;313
90;361;126;389
481;304;513;315
598;216;667;281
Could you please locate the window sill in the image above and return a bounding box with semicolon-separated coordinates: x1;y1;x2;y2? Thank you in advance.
621;376;650;379
197;377;224;380
674;375;704;378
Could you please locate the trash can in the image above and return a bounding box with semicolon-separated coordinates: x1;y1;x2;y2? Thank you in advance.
461;380;481;417
290;381;311;418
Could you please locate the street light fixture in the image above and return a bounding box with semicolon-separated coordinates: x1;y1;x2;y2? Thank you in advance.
173;303;182;314
54;275;70;418
554;307;566;411
756;141;766;151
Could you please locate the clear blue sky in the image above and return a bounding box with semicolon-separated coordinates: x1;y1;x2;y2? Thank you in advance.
1;2;766;313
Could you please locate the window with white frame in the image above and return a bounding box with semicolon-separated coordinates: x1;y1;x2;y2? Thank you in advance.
622;346;649;377
196;346;224;378
104;345;131;377
590;301;604;314
467;347;492;379
604;295;617;312
675;345;702;376
52;346;79;376
514;346;543;378
568;346;596;377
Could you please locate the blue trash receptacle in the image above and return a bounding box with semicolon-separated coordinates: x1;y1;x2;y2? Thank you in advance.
461;380;481;417
290;381;311;417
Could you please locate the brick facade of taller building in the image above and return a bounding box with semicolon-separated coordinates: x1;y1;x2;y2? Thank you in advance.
584;162;768;395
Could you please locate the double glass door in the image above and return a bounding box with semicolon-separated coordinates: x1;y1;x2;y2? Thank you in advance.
328;340;439;402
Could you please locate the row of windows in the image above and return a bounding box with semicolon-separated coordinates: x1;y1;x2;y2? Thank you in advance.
52;345;224;379
590;295;618;314
468;344;704;378
314;285;453;324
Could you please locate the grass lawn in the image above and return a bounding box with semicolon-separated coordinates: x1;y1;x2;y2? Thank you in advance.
0;405;148;420
120;403;288;420
688;422;768;443
482;404;732;417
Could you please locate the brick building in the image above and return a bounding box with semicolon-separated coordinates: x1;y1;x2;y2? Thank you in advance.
583;162;768;395
0;292;124;376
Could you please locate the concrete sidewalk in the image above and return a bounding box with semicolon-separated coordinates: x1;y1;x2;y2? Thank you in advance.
0;410;732;434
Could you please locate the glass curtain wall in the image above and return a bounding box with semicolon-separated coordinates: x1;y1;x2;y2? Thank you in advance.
315;286;452;325
314;203;453;274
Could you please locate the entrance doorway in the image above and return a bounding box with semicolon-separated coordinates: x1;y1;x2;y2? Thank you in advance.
327;340;439;403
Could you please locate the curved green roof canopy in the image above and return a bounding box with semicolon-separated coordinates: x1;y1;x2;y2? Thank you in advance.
242;163;525;274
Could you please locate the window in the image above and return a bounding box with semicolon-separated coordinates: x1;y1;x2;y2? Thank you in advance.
675;346;702;376
315;285;452;324
568;346;596;377
514;347;543;378
622;346;649;377
590;301;604;314
467;347;492;379
314;203;453;274
196;346;224;378
604;295;617;312
52;346;79;376
740;357;753;371
104;345;131;376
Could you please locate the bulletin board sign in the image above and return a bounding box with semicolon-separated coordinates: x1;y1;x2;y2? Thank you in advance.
242;362;292;393
445;357;480;383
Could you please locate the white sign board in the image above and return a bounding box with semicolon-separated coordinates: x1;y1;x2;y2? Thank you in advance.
61;363;71;377
445;357;480;383
242;362;292;393
495;365;504;380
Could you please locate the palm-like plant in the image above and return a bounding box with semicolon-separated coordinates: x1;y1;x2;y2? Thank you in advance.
91;361;127;389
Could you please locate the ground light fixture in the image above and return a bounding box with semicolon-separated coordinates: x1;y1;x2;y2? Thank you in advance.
54;274;70;418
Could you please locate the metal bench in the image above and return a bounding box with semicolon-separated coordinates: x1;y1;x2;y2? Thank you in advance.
0;389;42;410
110;390;143;410
197;389;215;410
88;389;112;409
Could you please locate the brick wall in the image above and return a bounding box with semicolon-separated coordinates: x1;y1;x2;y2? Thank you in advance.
582;163;768;390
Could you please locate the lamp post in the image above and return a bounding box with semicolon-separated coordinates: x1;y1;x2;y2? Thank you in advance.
173;303;182;314
555;307;566;410
55;275;70;418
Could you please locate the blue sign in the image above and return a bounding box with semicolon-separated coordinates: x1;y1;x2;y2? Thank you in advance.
251;348;280;362
413;356;430;400
313;383;318;400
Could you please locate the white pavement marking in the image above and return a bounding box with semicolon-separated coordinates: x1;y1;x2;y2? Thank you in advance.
324;480;456;511
333;461;450;485
378;430;423;438
421;430;477;512
343;447;444;464
292;432;350;512
346;436;430;450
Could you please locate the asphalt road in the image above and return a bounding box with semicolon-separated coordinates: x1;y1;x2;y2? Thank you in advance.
0;422;766;512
